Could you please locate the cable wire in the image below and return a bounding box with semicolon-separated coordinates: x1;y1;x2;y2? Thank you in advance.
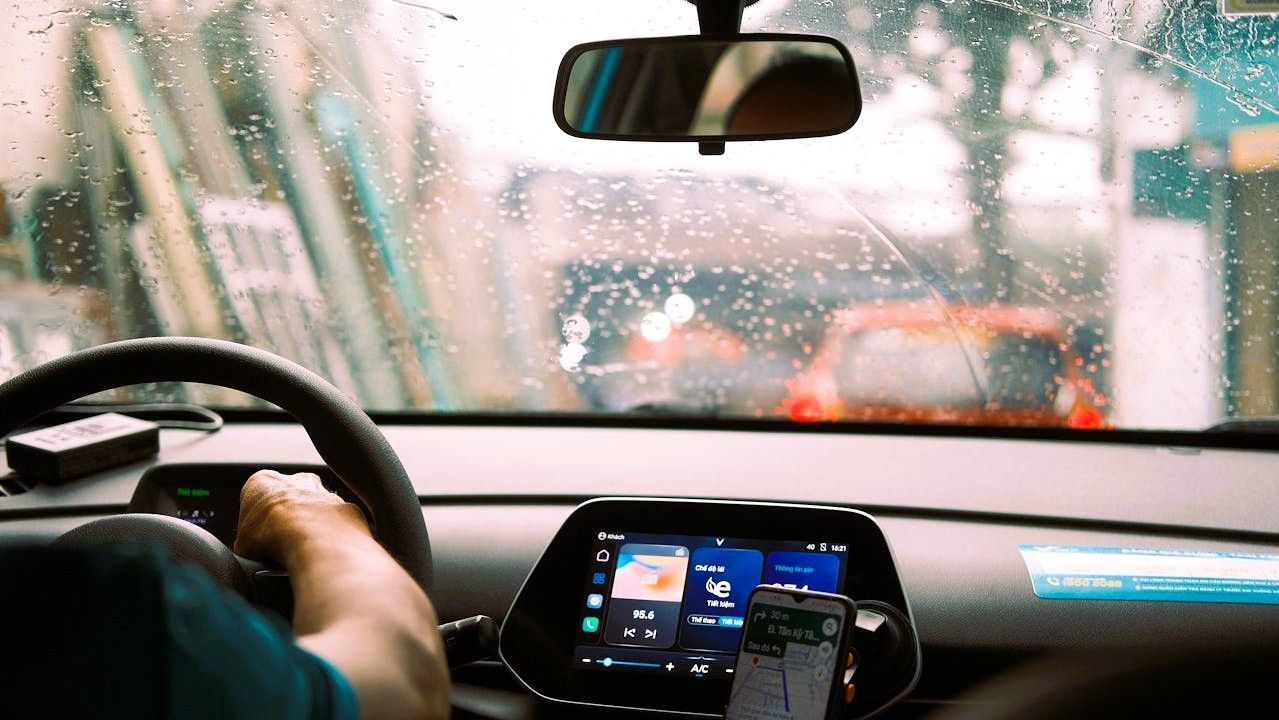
55;402;224;432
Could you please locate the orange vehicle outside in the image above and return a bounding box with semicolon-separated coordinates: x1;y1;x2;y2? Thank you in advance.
779;301;1107;429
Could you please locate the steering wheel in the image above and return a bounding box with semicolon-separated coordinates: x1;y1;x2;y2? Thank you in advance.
0;337;432;605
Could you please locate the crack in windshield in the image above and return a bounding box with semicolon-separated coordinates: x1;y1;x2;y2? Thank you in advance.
822;189;994;406
979;0;1279;118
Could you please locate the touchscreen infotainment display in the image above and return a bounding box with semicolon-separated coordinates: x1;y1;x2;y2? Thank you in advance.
572;531;849;680
499;500;918;717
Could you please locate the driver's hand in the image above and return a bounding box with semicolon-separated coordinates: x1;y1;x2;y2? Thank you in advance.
233;470;369;565
233;470;451;719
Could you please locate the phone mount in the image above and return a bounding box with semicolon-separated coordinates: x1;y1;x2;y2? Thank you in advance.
851;601;921;705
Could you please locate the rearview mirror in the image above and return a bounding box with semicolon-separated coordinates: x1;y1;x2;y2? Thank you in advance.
554;34;861;143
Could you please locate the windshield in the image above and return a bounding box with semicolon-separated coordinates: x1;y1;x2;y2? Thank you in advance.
1;0;1276;432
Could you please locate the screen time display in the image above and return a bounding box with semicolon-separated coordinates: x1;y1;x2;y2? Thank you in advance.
726;595;848;720
573;531;848;679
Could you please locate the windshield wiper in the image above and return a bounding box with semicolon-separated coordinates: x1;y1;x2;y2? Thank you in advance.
624;401;724;418
1205;417;1279;434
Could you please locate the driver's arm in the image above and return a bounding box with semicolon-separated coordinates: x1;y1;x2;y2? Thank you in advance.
234;470;450;720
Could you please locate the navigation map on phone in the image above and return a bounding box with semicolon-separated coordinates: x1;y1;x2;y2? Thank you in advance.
725;593;847;720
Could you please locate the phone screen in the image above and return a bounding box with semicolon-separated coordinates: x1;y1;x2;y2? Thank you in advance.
725;589;849;720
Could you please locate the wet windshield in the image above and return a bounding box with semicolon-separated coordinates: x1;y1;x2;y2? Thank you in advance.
1;0;1276;432
833;330;1059;410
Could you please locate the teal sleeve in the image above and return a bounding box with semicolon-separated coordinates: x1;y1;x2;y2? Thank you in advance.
164;561;360;720
306;651;361;720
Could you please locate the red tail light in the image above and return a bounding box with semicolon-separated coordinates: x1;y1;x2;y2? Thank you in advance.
784;394;826;423
1067;404;1104;429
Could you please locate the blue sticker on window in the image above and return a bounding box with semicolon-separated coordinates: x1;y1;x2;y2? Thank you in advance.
1019;545;1279;605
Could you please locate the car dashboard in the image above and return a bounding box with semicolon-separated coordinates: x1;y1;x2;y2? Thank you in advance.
3;420;1279;718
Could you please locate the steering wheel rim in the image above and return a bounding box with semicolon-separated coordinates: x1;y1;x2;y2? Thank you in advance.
0;337;431;591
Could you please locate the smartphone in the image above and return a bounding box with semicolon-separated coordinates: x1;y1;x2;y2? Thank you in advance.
725;586;856;720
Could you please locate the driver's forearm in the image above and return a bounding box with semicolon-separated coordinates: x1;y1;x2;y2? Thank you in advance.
283;527;449;720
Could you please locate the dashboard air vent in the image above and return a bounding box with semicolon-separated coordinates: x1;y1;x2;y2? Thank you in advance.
0;473;33;497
